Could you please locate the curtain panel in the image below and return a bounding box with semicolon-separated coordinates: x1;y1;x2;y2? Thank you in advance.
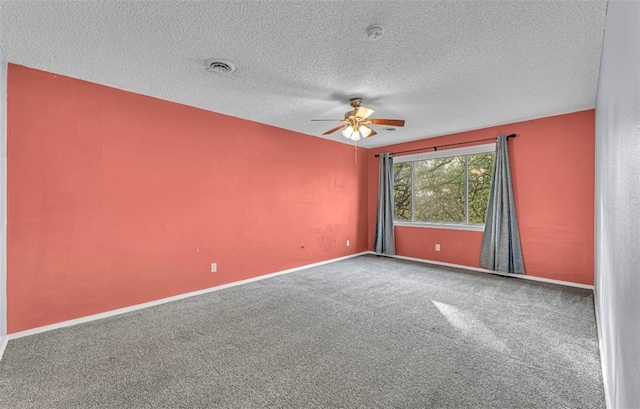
374;153;396;255
480;135;525;274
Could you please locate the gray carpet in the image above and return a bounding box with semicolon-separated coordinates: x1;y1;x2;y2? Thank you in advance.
0;255;605;408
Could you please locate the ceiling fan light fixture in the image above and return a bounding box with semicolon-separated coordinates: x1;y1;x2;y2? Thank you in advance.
342;126;355;139
342;125;364;142
360;126;372;138
343;125;365;141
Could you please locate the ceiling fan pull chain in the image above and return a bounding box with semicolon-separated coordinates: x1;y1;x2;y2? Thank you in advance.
355;140;358;165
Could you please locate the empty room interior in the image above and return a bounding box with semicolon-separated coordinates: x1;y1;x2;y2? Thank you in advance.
0;1;638;408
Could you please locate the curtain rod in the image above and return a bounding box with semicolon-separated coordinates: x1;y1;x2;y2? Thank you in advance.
374;133;517;157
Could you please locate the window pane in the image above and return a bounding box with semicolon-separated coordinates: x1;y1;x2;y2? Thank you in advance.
467;153;495;223
393;162;412;221
413;156;465;223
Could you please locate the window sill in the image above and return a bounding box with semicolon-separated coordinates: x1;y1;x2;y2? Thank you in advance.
394;221;485;232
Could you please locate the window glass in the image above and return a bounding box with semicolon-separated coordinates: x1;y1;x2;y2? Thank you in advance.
468;153;494;223
393;149;494;226
393;162;412;221
414;157;465;223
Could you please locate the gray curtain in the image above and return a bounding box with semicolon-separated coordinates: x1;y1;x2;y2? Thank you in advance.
374;153;396;255
480;135;525;274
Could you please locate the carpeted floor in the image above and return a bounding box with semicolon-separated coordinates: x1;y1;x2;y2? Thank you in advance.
0;255;605;408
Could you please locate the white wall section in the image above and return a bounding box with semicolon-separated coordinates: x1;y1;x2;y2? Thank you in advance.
594;0;640;407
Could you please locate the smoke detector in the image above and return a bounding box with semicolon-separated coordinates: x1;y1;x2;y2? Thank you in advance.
205;58;236;74
365;25;385;41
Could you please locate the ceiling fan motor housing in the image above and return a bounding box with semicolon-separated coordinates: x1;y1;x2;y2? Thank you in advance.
349;97;363;108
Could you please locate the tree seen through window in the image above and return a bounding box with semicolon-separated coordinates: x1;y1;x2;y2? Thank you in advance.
393;152;494;224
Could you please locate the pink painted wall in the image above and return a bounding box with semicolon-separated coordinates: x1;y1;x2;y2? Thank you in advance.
7;65;369;333
368;110;595;285
6;64;595;333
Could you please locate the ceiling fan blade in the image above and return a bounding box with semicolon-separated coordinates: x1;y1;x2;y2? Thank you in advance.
355;106;375;119
370;119;405;127
368;128;378;137
322;124;347;135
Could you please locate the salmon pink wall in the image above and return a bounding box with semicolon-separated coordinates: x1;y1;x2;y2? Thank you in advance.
368;110;595;285
7;65;368;333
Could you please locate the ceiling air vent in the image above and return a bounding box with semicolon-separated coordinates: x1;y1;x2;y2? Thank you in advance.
205;59;236;74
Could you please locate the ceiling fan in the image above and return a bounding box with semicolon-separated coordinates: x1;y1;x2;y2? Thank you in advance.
312;98;405;142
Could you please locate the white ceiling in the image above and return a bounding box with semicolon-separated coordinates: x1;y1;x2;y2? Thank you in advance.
0;0;607;148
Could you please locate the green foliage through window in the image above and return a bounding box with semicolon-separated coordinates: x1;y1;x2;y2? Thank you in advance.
393;152;494;224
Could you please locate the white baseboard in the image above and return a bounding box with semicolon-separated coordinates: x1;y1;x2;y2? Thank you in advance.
2;250;592;347
0;336;7;362
7;252;369;341
368;252;594;290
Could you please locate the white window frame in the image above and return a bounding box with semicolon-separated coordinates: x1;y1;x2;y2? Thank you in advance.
393;143;495;231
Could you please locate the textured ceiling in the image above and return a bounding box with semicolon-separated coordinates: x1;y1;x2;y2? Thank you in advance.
0;0;607;148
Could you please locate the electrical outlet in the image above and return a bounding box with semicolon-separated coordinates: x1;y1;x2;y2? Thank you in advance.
210;263;217;273
435;244;441;251
346;240;350;247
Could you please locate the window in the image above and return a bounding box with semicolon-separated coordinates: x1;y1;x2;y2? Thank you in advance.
393;144;495;228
